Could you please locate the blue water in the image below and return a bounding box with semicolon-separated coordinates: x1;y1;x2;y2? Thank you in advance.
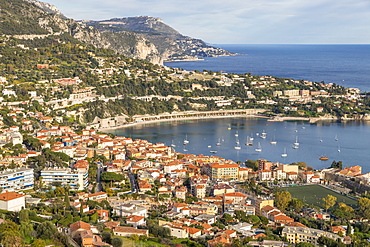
108;45;370;172
108;118;370;173
165;44;370;92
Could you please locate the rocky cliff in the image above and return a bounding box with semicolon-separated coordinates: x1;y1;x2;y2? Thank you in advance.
2;1;232;64
2;0;162;64
85;16;235;62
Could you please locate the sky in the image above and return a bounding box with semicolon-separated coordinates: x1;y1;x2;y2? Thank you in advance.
44;0;370;44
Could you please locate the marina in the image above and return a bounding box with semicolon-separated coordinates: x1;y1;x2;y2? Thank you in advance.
108;117;370;173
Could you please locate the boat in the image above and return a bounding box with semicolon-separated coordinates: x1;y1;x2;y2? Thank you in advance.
281;148;287;157
216;138;221;146
183;148;188;152
227;124;231;130
183;134;189;144
207;145;212;148
335;134;338;141
210;150;217;153
170;140;176;147
235;130;239;137
319;156;329;160
250;134;254;141
255;142;262;152
270;135;277;145
261;130;267;139
338;145;341;152
294;136;299;146
235;137;241;149
245;136;253;146
292;145;299;149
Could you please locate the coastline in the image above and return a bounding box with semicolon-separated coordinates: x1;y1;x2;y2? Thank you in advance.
98;113;359;132
98;112;269;132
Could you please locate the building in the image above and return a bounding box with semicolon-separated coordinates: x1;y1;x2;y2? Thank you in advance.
224;192;248;205
210;163;239;180
0;191;25;211
0;167;34;192
282;226;343;245
113;226;148;237
41;167;88;190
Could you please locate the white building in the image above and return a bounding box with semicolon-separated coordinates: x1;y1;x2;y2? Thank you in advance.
41;167;88;190
0;167;34;192
0;191;25;211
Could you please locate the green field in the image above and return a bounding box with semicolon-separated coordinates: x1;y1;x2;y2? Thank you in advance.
284;184;357;207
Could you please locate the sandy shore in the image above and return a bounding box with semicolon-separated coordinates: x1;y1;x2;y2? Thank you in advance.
99;113;268;131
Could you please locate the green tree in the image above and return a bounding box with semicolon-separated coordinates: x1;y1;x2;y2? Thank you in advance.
36;221;57;239
111;237;123;247
322;194;337;211
358;197;370;218
19;209;30;223
102;231;112;244
275;191;291;211
101;172;124;187
289;198;304;212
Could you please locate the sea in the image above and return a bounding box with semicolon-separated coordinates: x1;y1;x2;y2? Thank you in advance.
107;45;370;172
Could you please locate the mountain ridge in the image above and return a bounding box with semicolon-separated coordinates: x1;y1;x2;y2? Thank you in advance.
84;16;235;61
1;0;234;64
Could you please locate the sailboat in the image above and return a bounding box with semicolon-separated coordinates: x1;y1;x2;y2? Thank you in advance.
245;136;253;146
270;135;277;145
255;142;262;152
216;138;221;146
183;134;189;144
235;138;241;150
250;133;254;141
171;140;176;147
235;130;239;137
335;134;338;141
227;124;231;130
281;148;287;157
261;130;267;139
338;145;341;152
294;136;299;146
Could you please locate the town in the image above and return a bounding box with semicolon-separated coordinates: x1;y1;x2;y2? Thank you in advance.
1;119;370;246
1;25;370;247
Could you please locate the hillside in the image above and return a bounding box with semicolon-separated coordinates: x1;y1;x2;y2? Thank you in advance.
84;16;235;61
0;0;162;64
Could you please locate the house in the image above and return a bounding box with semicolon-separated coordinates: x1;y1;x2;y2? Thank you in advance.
70;221;111;247
87;192;107;202
126;215;146;227
113;226;148;237
194;214;217;224
0;191;25;211
223;192;248;205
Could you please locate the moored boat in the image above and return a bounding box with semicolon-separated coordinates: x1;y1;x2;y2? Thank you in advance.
319;156;329;160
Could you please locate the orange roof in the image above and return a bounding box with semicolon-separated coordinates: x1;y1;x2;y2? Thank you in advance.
127;215;145;222
223;229;236;235
274;215;294;222
210;163;239;169
184;226;202;234
0;191;25;201
70;221;91;231
224;192;247;198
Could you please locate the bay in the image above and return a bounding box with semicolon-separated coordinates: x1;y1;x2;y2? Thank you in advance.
165;44;370;92
107;118;370;173
107;45;370;173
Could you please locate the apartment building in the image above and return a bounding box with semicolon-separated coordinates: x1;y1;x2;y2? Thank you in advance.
0;167;34;192
41;167;88;190
210;163;239;180
282;226;343;245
